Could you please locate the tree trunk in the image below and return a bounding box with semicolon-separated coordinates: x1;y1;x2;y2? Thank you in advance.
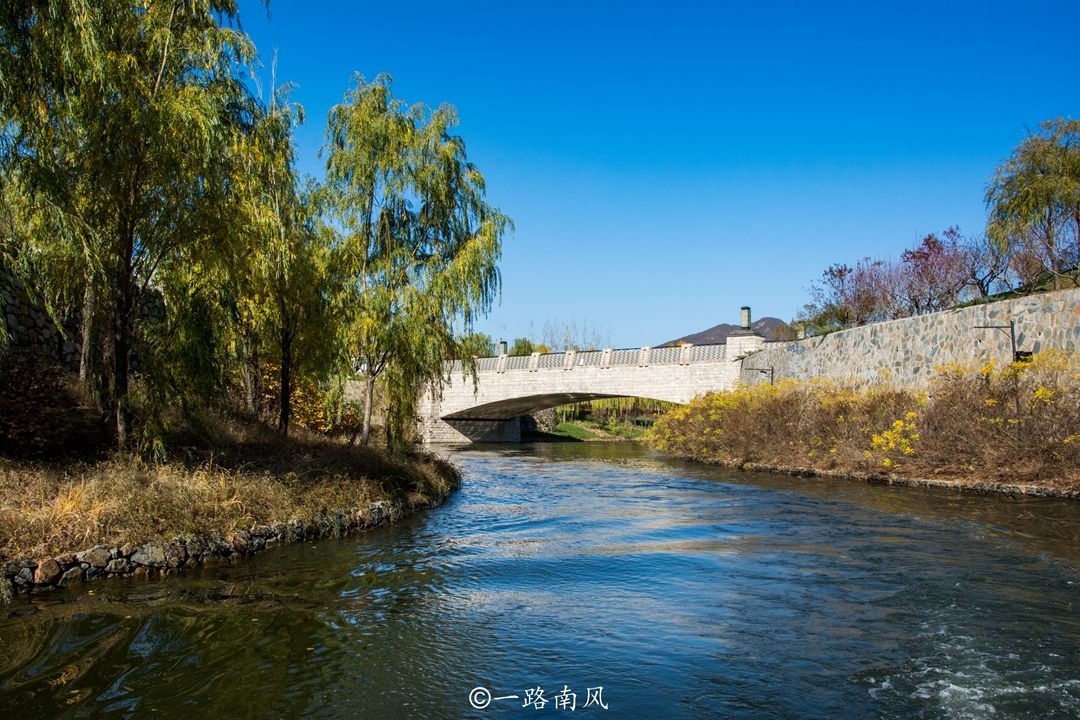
1045;213;1063;290
1073;209;1080;287
112;169;140;451
240;332;261;416
79;278;96;396
113;255;133;451
278;330;292;434
360;370;376;445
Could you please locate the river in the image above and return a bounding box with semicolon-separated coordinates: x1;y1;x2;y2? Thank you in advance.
2;443;1080;718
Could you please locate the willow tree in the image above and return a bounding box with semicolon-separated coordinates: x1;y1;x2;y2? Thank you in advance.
224;78;338;434
0;1;258;448
987;119;1080;289
0;1;109;381
324;74;509;448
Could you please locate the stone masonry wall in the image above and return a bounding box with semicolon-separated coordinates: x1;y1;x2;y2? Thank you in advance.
0;266;80;369
740;288;1080;389
2;499;406;603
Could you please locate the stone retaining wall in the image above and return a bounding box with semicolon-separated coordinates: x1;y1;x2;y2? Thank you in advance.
740;288;1080;389
0;267;79;369
0;498;429;603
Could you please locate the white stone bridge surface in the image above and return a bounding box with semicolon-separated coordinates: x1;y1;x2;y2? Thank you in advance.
419;332;765;443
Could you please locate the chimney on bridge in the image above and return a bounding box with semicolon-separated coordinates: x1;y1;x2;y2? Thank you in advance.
727;305;765;358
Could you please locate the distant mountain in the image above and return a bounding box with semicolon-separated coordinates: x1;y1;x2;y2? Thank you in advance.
661;317;787;346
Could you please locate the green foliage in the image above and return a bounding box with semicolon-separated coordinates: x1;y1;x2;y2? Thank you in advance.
223;79;340;434
987;119;1080;289
509;337;536;356
555;396;676;424
324;74;510;450
553;422;596;441
456;332;497;359
1;0;259;448
1;11;510;458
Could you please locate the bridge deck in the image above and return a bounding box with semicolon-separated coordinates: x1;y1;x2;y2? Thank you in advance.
421;339;764;443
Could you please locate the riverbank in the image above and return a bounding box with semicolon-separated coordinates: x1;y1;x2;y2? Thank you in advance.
648;350;1080;498
525;419;647;442
675;457;1080;499
0;424;460;603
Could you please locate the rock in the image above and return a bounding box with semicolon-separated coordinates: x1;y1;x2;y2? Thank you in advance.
106;558;131;574
264;537;278;550
369;501;389;524
287;519;305;543
185;538;205;559
132;566;149;579
33;558;62;585
119;543;136;558
165;543;187;569
332;509;348;535
226;532;249;554
58;567;83;587
130;542;167;568
77;545;111;568
14;567;34;588
209;535;232;556
55;553;76;566
0;578;13;604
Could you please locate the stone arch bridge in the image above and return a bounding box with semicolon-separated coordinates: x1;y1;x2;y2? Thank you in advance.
419;331;765;443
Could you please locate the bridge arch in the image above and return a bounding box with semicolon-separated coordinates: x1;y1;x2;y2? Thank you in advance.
419;337;764;443
441;392;683;420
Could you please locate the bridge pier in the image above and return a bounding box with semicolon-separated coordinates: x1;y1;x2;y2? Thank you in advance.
423;417;522;444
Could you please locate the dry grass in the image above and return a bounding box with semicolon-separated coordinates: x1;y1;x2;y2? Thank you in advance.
0;420;459;560
649;350;1080;491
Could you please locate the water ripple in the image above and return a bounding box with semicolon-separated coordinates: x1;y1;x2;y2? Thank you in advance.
4;443;1080;718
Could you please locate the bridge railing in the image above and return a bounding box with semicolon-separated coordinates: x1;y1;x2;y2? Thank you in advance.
443;343;728;375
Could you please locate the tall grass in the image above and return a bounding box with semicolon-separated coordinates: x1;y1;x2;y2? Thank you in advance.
648;351;1080;488
0;421;458;560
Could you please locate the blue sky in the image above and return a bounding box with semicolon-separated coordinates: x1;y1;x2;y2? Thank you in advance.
237;0;1078;347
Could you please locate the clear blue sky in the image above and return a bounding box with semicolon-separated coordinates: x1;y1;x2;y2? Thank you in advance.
237;0;1077;347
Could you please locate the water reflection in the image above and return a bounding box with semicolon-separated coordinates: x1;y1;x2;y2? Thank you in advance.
2;443;1080;718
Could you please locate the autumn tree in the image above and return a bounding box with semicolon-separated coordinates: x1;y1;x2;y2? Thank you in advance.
539;319;608;352
456;332;497;359
960;232;1014;298
987;119;1080;290
0;1;259;448
509;337;538;356
324;74;509;448
225;78;338;434
896;228;968;315
800;258;894;333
